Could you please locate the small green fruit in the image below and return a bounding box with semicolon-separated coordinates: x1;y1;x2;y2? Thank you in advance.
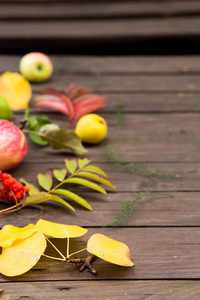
0;95;12;120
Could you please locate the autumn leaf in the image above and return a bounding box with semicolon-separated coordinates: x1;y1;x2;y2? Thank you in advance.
20;178;40;195
87;234;134;267
64;159;77;174
34;85;106;128
22;192;52;207
0;72;32;110
0;231;47;276
36;219;88;238
0;224;38;248
37;172;53;191
38;124;88;156
53;168;67;182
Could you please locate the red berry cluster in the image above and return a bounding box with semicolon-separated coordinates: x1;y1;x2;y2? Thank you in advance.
0;170;30;203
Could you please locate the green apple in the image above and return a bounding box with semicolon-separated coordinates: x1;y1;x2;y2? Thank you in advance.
19;52;53;82
0;95;12;120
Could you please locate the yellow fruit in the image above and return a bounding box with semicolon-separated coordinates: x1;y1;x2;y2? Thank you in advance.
75;114;107;144
0;72;32;110
0;95;12;120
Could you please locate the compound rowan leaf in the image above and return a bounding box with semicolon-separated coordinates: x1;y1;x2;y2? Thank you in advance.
36;219;87;238
75;171;116;189
82;165;108;177
50;194;75;211
0;224;38;248
87;234;134;267
50;189;92;210
22;192;52;207
37;172;52;191
53;168;67;182
78;158;91;169
64;159;77;174
63;178;107;194
0;231;47;277
0;72;32;110
19;178;40;195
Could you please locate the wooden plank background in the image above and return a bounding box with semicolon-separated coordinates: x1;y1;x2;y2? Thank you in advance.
1;55;200;299
1;0;200;54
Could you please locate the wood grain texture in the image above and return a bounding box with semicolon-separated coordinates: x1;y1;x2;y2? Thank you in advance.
1;227;200;281
2;18;200;39
1;1;200;19
0;192;200;228
2;55;200;74
14;112;200;162
2;280;200;300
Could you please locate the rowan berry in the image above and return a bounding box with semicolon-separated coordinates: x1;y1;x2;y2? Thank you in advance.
11;182;23;192
15;191;23;201
1;191;10;199
3;178;14;187
23;186;30;193
0;187;3;193
2;173;12;180
0;170;2;179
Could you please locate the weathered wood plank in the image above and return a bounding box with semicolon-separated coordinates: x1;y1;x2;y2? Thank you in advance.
14;112;200;162
1;227;200;281
2;55;200;74
27;74;200;93
30;93;200;113
2;18;200;39
7;161;200;192
1;1;200;20
2;280;200;299
1;192;200;228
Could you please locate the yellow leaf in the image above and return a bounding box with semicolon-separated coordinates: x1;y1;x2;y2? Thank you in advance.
0;224;38;248
36;219;88;238
0;231;47;276
87;233;134;267
0;72;32;110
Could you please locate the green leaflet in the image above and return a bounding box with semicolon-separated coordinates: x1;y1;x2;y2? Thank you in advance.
75;171;116;189
50;195;75;211
82;165;108;177
63;178;107;194
53;169;67;182
65;159;77;174
78;158;91;169
25;111;52;146
37;172;53;191
19;178;39;195
50;189;92;211
39;124;88;156
22;192;52;207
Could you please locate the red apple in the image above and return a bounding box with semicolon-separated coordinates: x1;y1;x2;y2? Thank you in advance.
0;120;27;171
19;52;53;82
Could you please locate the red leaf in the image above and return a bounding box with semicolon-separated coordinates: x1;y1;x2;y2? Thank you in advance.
75;103;106;121
35;99;69;115
74;96;106;111
61;94;75;122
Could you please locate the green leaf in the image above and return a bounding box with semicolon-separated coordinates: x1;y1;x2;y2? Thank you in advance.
65;159;77;174
37;172;52;191
83;165;108;177
19;178;40;195
50;194;75;211
78;158;91;169
53;169;67;182
50;189;92;210
39;124;88;156
25;111;52;146
75;171;116;189
22;192;52;207
63;178;107;194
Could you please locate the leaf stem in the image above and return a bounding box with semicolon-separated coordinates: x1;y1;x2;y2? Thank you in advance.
45;237;66;260
68;247;87;259
42;253;66;261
